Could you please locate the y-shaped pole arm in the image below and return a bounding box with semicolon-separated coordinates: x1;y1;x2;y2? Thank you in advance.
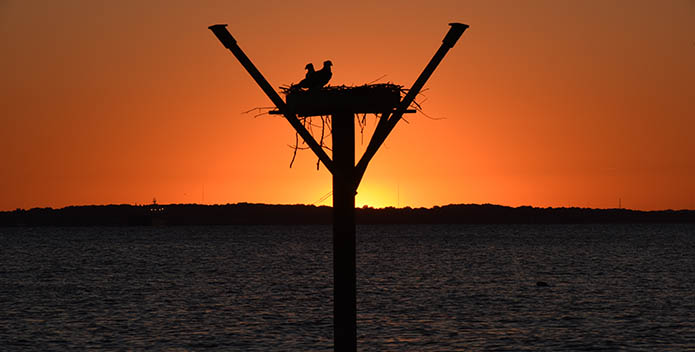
209;24;334;174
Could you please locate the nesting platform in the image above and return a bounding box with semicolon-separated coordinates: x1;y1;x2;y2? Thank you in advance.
277;83;407;117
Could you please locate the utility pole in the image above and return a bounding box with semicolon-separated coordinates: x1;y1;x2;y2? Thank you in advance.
209;22;468;351
332;112;356;349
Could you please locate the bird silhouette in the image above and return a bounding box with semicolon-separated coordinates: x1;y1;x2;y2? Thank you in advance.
311;60;332;89
297;63;316;89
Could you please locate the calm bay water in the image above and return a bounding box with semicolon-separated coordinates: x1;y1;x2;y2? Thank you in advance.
1;224;694;351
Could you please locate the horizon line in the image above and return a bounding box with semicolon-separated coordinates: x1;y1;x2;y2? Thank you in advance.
4;201;693;213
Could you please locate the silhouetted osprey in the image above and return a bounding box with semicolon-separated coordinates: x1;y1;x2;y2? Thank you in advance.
312;60;332;89
297;63;315;89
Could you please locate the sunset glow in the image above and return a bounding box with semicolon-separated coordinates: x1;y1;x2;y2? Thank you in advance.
1;0;694;211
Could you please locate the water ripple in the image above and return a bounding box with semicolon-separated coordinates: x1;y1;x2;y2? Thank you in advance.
1;224;694;350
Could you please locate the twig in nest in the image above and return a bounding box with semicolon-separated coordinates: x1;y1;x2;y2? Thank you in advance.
416;106;446;120
302;117;312;137
317;116;326;170
411;95;446;121
288;144;312;151
242;107;274;118
408;89;446;120
287;115;336;169
356;113;368;145
367;74;388;85
289;132;300;168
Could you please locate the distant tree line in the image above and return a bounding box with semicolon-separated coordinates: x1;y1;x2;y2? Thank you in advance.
1;203;693;226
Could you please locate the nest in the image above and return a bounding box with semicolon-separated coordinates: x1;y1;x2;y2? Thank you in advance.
273;83;434;170
280;83;403;117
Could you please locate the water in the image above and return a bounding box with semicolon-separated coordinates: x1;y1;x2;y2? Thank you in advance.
1;224;694;350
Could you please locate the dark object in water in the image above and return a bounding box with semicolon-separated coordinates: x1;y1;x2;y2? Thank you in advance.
536;281;549;287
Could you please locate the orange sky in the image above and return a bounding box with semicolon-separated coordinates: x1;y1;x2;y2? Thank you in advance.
1;0;694;211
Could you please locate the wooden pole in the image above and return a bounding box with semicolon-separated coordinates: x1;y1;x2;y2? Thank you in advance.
331;112;356;351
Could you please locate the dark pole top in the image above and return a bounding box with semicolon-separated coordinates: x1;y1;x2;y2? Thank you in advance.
443;23;469;48
209;24;237;49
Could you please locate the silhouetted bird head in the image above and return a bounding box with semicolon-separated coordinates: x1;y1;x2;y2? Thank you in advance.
323;60;332;68
305;63;314;71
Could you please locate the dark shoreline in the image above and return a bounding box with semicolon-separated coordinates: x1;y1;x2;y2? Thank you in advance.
2;203;694;226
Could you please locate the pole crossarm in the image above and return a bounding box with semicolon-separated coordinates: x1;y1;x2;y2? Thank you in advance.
354;23;469;190
209;24;334;174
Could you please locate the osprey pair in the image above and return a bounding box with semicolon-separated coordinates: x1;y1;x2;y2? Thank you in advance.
296;60;332;89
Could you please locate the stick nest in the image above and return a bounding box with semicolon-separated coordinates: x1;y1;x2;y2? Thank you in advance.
280;83;403;96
